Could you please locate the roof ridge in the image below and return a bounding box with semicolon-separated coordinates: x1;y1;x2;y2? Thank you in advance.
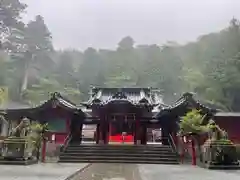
52;92;77;106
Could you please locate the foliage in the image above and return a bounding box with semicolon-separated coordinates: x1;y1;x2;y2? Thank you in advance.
2;1;240;111
29;122;49;150
179;110;238;164
178;109;209;135
0;0;27;42
29;121;49;160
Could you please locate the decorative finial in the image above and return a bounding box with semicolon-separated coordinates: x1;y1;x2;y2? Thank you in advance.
183;92;193;99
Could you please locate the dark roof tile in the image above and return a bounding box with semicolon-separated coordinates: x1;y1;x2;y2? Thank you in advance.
86;87;163;107
155;92;216;118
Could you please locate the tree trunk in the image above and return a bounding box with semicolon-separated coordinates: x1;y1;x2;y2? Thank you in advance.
36;146;40;161
20;63;29;95
20;53;33;98
194;135;203;162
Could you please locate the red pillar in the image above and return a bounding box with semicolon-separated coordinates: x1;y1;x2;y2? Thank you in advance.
41;138;46;163
180;136;185;164
191;138;196;166
171;132;178;149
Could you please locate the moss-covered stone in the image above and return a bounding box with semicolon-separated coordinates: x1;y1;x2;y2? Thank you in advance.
202;139;239;165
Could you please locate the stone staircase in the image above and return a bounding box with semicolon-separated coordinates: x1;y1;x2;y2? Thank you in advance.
58;144;180;164
0;157;37;165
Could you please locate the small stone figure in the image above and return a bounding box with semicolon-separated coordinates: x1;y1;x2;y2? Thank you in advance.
202;119;239;167
10;117;31;137
2;117;34;161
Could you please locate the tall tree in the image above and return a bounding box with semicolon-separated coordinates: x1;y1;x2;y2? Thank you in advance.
0;0;27;50
19;15;54;96
117;36;134;50
78;48;105;97
55;52;76;87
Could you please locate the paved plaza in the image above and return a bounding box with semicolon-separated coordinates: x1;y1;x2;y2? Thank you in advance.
0;163;88;180
139;164;240;180
0;163;240;180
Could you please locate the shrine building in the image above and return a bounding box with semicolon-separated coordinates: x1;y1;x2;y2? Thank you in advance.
2;87;240;146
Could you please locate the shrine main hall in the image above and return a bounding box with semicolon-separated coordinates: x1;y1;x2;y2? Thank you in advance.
3;87;240;146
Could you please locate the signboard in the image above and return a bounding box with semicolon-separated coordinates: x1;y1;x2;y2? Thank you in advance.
0;87;8;106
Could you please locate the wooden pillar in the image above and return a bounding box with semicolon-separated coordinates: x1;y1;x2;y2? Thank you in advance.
104;116;109;144
191;138;196;166
66;118;71;134
96;124;100;144
108;122;112;143
162;128;169;145
180;136;185;164
79;123;83;144
143;124;147;145
140;124;147;145
109;122;112;136
41;138;47;163
171;132;178;149
99;120;104;144
134;119;139;144
103;122;107;144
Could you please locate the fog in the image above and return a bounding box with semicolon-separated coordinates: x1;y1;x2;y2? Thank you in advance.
21;0;240;50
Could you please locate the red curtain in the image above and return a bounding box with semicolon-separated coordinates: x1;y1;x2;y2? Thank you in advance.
109;135;134;142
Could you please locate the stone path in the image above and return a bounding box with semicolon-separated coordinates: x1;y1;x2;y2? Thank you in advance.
139;164;240;180
68;163;141;180
68;163;240;180
0;163;88;180
0;163;240;180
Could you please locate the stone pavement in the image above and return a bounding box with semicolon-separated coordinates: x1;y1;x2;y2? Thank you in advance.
66;163;240;180
0;163;240;180
0;163;88;180
139;164;240;180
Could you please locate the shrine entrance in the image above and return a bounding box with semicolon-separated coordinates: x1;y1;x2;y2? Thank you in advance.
108;114;135;144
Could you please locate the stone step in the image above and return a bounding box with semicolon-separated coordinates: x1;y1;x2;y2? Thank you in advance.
68;144;170;149
59;155;178;161
59;144;179;165
64;148;173;153
66;147;173;151
66;146;172;151
58;159;179;164
0;159;37;165
60;152;177;157
60;155;177;161
60;154;177;159
202;162;240;170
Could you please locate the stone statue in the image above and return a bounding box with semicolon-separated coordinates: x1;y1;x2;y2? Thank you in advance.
10;117;31;137
2;117;34;161
202;119;239;166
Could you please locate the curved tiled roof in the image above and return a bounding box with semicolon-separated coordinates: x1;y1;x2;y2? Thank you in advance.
32;92;78;111
155;92;217;118
83;87;161;108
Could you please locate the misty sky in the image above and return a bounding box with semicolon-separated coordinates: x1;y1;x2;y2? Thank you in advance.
21;0;240;50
